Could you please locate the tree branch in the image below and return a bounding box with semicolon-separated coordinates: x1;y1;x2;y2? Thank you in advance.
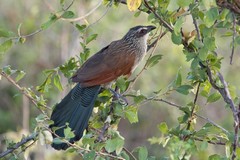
0;71;51;113
0;133;37;158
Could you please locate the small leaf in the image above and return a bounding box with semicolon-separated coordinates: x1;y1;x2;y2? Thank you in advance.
146;54;162;68
158;122;168;134
64;126;75;139
41;14;58;30
16;70;26;82
0;40;13;53
175;68;182;87
0;28;14;38
86;34;98;44
105;137;124;155
116;77;128;92
171;32;182;45
3;65;13;75
204;7;219;27
61;11;75;18
198;47;208;61
54;74;63;91
127;0;142;11
174;16;184;35
176;85;193;95
83;150;96;160
177;0;193;7
207;92;221;103
124;106;138;123
136;146;148;160
76;24;87;33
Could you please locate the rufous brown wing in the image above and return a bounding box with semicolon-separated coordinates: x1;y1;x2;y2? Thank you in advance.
72;40;136;87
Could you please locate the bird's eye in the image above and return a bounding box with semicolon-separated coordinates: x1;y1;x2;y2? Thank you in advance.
139;29;147;35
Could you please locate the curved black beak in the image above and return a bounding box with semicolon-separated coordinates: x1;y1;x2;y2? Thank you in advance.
146;25;156;33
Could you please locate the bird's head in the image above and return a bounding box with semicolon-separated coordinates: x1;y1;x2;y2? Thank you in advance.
123;25;156;42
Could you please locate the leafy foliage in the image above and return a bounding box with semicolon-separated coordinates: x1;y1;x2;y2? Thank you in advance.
1;0;240;159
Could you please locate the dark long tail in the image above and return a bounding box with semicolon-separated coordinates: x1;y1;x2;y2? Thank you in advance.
50;83;101;150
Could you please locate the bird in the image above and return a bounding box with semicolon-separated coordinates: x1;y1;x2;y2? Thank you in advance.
50;25;156;150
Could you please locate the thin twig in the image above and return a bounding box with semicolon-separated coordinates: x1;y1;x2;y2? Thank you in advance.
61;0;103;22
230;13;236;65
196;114;229;134
152;98;229;134
0;71;51;112
194;137;226;145
48;127;124;160
123;147;137;160
143;0;173;32
0;133;37;158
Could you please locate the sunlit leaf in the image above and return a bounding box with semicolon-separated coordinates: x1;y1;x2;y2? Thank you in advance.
41;14;58;30
127;0;142;11
207;92;221;103
124;106;138;123
54;74;63;91
61;11;75;18
0;40;12;53
64;126;75;139
204;7;219;27
16;70;26;82
86;34;98;44
158;122;168;134
146;54;162;68
177;0;193;7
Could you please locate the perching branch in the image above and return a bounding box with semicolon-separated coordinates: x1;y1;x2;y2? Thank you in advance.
0;133;37;158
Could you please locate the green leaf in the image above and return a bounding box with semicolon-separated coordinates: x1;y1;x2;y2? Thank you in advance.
146;54;162;68
204;37;216;51
83;150;96;160
137;146;148;160
0;28;14;38
204;7;219;27
16;70;26;82
177;0;193;7
175;68;182;87
198;47;208;61
76;24;87;33
105;137;124;155
208;154;222;160
2;65;14;75
158;122;168;134
0;40;13;53
176;85;193;95
124;106;138;123
64;126;75;139
41;14;58;30
207;92;221;103
171;32;182;45
61;11;75;18
53;74;63;91
116;77;128;92
86;34;98;44
174;16;184;34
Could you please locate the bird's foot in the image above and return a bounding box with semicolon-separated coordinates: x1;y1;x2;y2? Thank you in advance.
109;88;128;106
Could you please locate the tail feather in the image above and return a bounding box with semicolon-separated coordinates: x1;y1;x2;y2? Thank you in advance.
50;84;101;150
